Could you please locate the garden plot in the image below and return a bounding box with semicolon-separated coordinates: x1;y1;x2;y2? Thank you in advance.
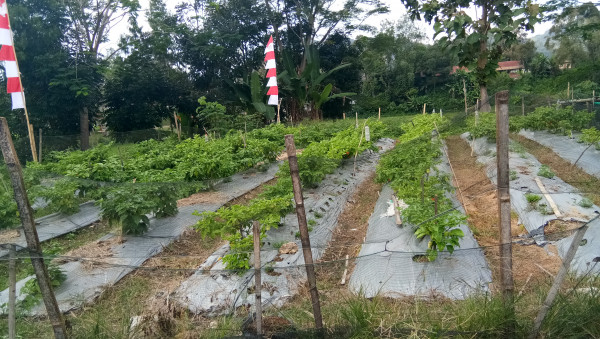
348;144;491;299
518;130;600;178
0;201;100;258
172;138;395;315
463;133;600;275
0;163;280;316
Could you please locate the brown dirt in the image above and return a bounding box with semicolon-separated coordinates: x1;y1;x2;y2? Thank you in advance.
445;136;561;293
0;228;20;243
318;173;382;287
513;134;600;207
177;191;227;207
544;219;584;241
54;236;124;270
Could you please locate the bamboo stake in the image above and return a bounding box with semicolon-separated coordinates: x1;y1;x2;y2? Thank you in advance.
378;107;381;120
0;118;67;339
422;103;427;115
340;255;350;285
284;135;323;331
463;78;468;117
534;177;562;218
252;221;262;336
38;128;42;163
8;244;16;339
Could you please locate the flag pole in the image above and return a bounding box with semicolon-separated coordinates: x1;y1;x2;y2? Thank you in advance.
4;6;37;162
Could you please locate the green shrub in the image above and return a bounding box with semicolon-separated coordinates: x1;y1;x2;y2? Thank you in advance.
537;165;555;179
525;193;542;204
578;198;593;208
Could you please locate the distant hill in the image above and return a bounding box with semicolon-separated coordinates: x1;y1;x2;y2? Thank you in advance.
531;32;553;57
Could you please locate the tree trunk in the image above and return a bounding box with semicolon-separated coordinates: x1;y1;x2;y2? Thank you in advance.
80;107;90;150
480;84;491;112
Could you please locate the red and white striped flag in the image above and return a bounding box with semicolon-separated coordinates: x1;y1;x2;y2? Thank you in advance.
0;0;24;109
264;35;278;106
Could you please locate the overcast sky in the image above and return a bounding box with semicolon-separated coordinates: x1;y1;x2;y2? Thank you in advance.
106;0;553;53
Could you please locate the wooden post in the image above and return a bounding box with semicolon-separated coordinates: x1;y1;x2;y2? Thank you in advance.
440;109;443;118
355;112;358;129
343;112;346;120
284;134;323;331
463;78;468;117
252;221;262;336
422;103;426;115
495;91;515;334
8;244;16;339
378;107;381;120
0;118;68;339
173;112;180;141
567;82;570;100
529;219;594;339
38;128;42;163
277;98;282;124
522;97;525;116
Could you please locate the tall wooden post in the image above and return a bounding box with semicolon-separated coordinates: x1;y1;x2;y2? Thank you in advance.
463;78;468;116
277;98;282;124
495;91;515;334
8;244;16;339
284;134;323;331
252;221;262;336
0;118;68;339
522;97;525;116
378;107;381;120
38;128;42;163
422;103;427;115
355;112;358;129
567;82;570;100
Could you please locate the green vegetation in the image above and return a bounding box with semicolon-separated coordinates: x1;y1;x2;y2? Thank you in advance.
537;165;556;179
525;193;542;204
377;115;464;261
578;198;593;208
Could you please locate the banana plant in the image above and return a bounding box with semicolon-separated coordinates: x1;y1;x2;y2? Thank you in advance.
226;71;275;120
279;44;355;120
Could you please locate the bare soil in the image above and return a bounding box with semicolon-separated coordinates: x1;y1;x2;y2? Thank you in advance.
54;235;124;270
318;173;382;288
445;136;561;292
177;191;227;207
0;228;20;243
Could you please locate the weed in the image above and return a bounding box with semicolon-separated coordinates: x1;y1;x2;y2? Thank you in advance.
272;241;285;249
313;211;323;219
308;219;317;227
510;170;518;181
525;193;542;204
578;198;593;208
537;165;555;179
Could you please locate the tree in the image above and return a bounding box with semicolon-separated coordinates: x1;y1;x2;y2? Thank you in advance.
62;0;140;149
401;0;542;111
546;2;600;66
103;0;196;137
503;37;537;69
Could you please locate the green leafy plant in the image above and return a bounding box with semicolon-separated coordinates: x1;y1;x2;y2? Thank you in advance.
525;193;542;204
98;183;178;235
578;198;593;208
0;189;19;229
18;263;66;311
510;170;518;181
537;165;555;179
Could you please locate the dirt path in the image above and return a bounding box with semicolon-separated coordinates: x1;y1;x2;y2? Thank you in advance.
318;173;382;287
445;136;560;292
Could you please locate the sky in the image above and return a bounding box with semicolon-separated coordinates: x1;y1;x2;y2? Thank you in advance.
107;0;553;52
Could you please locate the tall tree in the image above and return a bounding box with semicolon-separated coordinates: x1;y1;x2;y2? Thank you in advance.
62;0;140;149
401;0;542;111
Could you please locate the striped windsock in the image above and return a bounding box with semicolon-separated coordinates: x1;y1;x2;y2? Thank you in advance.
264;35;278;106
0;0;24;109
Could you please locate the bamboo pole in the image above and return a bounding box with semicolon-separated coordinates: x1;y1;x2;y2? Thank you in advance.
0;118;68;339
284;134;323;331
378;107;381;120
463;78;468;117
8;244;16;339
495;91;515;335
252;221;262;336
38;128;42;163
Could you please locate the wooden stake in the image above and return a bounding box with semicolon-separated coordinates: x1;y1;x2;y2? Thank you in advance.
8;244;16;339
284;134;323;331
340;254;350;285
422;103;426;115
0;118;68;339
530;219;594;339
355;112;358;128
277;98;282;124
522;97;525;116
173;112;181;142
252;221;262;336
343;112;346;120
463;78;468;117
38;128;42;163
392;195;402;225
378;107;381;120
567;82;570;100
495;91;515;334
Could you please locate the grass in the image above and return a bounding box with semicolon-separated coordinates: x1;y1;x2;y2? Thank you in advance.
525;193;542;204
537;165;555;179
